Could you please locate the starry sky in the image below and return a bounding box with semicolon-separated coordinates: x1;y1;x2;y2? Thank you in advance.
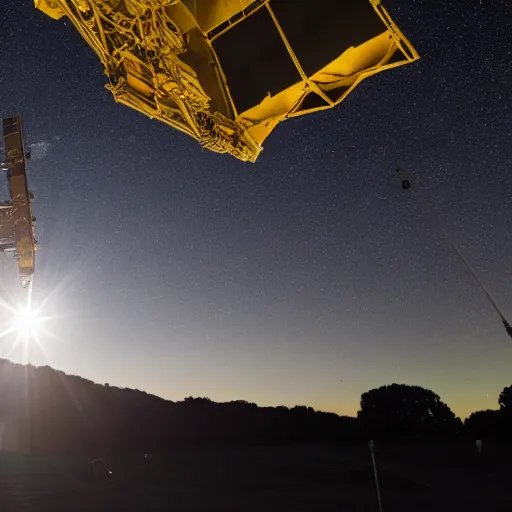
0;1;511;419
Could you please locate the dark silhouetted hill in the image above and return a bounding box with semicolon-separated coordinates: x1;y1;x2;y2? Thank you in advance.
2;359;510;455
0;359;357;454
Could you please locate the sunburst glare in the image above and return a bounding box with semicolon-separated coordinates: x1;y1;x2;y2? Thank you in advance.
13;306;42;338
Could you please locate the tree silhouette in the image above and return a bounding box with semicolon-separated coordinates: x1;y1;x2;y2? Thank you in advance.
358;384;462;439
463;385;512;440
464;409;501;439
498;385;512;411
496;384;512;435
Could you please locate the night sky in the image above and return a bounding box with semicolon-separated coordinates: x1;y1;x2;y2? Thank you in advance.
1;1;511;419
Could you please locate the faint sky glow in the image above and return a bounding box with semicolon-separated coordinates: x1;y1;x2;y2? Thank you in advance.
1;1;511;420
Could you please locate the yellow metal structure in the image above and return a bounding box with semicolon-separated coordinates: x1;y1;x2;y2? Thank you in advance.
1;116;37;288
35;0;419;162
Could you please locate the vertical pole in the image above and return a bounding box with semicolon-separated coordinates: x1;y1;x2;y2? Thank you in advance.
369;440;384;512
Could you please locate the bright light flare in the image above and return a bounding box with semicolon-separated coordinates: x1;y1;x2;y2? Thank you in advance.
0;276;62;365
13;307;42;338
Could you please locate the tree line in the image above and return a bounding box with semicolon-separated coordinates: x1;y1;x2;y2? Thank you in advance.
0;359;510;455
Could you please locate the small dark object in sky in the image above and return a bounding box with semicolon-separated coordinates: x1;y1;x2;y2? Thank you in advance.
396;167;411;190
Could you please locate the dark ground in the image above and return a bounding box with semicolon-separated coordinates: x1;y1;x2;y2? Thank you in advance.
0;443;511;511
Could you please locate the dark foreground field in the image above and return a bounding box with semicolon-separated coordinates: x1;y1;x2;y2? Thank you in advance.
1;443;510;511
